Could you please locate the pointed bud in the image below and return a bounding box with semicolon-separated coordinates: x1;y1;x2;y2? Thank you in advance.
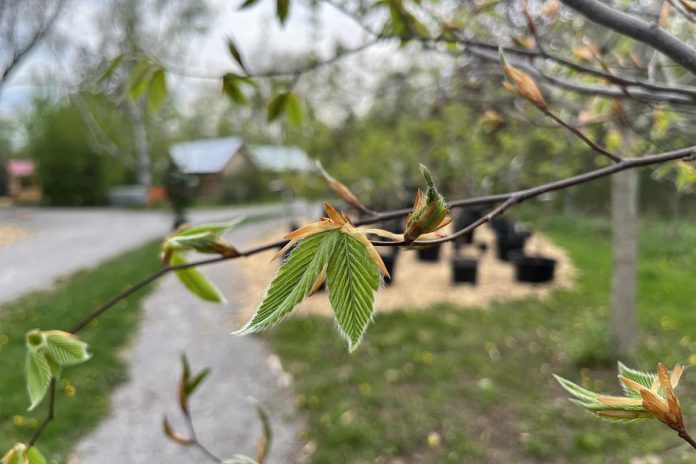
499;49;547;110
316;161;366;212
404;165;451;243
26;329;46;352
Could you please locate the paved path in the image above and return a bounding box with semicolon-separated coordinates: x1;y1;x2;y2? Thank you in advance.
71;220;304;463
0;204;303;304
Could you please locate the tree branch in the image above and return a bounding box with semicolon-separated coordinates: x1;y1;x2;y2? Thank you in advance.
27;379;56;446
559;0;696;75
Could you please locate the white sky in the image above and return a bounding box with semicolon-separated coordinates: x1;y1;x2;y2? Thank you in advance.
0;0;400;117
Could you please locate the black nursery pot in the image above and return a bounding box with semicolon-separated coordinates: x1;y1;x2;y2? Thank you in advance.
451;258;478;285
380;253;398;285
513;255;557;283
417;244;441;262
496;234;527;261
490;217;510;236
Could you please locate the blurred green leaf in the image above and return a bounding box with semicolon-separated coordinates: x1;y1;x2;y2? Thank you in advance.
97;54;124;83
285;92;303;127
222;73;249;104
239;0;260;9
127;58;156;101
227;38;247;73
185;367;211;396
267;93;288;122
26;447;47;464
277;0;290;24
170;252;227;303
148;68;168;112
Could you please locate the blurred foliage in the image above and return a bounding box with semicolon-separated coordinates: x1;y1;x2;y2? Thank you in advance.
23;97;129;206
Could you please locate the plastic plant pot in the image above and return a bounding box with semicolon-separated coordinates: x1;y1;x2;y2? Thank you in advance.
490;217;510;236
451;258;478;285
512;255;557;283
380;252;398;285
496;234;527;261
417;244;441;262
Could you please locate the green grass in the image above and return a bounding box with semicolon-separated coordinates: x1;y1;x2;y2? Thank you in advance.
265;215;696;463
0;241;161;462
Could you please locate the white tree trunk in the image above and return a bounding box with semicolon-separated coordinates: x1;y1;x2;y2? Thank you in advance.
128;101;152;193
610;168;638;357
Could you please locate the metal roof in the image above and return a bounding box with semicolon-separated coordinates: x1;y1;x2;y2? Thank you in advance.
246;144;313;173
170;137;243;174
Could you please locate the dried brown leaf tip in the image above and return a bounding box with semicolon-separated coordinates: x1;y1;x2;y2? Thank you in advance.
316;160;366;212
499;49;547;110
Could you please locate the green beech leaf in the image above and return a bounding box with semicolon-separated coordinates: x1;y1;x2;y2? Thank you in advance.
234;231;339;334
285;92;303;127
26;351;52;411
552;375;600;404
227;38;247;73
267;93;288;121
177;217;245;238
617;362;656;398
277;0;290;24
327;233;381;351
43;331;92;366
224;456;257;464
170;252;226;303
148;68;168;112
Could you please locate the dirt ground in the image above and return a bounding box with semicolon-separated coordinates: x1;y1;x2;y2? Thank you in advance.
234;222;576;325
0;225;28;247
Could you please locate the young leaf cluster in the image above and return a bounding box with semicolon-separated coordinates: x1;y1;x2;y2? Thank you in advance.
235;204;387;351
163;218;244;303
25;329;91;411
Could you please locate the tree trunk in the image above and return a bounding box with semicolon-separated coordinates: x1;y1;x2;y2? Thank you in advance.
610;168;638;358
128;100;152;194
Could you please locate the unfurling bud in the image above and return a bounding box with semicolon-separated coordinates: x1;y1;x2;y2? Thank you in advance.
404;164;451;243
316;160;365;212
1;443;45;464
499;49;547;111
162;218;243;264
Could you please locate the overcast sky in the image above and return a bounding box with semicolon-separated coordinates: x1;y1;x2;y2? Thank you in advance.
0;0;395;116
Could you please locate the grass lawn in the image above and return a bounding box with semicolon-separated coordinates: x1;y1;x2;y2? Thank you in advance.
265;215;696;463
0;241;161;462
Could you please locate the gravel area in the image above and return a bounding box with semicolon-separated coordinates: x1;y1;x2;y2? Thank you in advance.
71;219;305;464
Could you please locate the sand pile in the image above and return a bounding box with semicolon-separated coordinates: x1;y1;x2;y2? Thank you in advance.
234;222;576;324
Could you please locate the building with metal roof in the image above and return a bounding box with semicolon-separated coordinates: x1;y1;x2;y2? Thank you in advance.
168;137;313;201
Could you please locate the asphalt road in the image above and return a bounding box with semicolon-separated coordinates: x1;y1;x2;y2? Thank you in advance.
0;204;297;304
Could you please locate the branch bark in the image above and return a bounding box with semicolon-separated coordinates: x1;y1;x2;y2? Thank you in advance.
560;0;696;75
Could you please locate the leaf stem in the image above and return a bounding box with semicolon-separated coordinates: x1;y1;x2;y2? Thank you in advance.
678;430;696;450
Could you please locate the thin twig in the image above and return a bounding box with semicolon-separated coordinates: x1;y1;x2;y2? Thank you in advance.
543;109;624;162
27;379;56;446
678;430;696;450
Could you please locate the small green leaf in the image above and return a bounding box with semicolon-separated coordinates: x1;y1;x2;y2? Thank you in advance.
285;92;303;127
170;252;226;303
256;402;273;462
26;447;47;464
239;0;260;9
185;368;211;396
277;0;290;24
26;351;52;411
98;54;124;83
617;362;656;398
222;73;248;104
227;38;247;73
553;374;600;404
43;331;91;366
327;233;381;351
224;456;257;464
267;93;288;122
148;68;168;112
234;231;339;334
177;217;245;238
127;59;155;101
